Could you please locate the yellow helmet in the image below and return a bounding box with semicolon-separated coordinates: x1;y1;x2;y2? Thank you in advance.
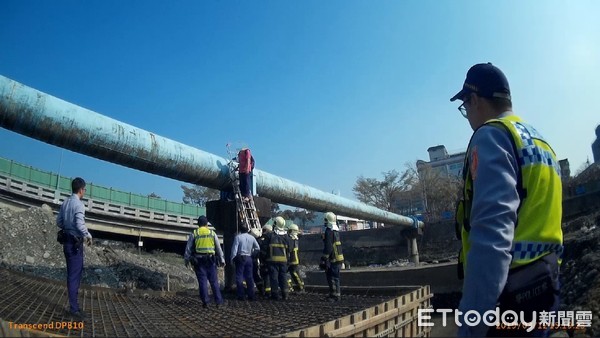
274;216;286;230
262;224;273;233
324;212;337;226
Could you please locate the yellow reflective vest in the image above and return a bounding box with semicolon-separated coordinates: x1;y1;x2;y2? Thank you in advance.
193;227;216;254
457;115;563;272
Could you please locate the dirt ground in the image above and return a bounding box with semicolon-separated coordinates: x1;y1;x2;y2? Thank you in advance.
429;211;600;337
0;205;200;292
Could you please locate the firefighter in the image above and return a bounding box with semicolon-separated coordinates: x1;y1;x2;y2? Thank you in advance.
258;224;272;297
287;224;305;293
263;216;290;300
321;212;344;301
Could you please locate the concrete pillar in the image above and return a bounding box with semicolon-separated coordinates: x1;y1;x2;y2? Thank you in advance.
407;237;420;265
206;199;237;292
402;227;421;265
206;196;272;292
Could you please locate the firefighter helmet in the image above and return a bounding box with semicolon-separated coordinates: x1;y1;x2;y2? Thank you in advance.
250;227;262;238
324;212;337;227
274;216;286;230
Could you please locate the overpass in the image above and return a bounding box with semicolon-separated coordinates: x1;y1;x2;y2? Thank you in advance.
0;156;206;242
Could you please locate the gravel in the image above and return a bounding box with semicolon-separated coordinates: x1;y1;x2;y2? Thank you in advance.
0;205;200;292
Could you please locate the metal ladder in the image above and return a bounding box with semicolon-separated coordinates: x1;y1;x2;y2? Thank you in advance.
226;144;262;231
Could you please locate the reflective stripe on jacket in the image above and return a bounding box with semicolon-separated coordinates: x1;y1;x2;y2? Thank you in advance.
289;237;300;265
267;232;288;263
323;228;344;263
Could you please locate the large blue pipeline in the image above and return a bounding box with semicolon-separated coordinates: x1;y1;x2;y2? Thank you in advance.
0;75;423;228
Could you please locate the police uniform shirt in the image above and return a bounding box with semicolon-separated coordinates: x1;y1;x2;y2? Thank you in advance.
57;194;91;238
458;112;520;337
231;232;260;263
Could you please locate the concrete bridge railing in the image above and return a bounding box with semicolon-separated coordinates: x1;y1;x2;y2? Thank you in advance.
0;174;203;242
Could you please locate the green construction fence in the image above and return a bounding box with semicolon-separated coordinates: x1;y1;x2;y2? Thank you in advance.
0;156;205;217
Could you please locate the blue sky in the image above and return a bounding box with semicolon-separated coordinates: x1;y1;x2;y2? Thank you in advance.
1;0;599;204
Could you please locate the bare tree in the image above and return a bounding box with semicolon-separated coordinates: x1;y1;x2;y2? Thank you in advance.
353;169;416;211
148;192;161;199
271;203;281;218
408;162;462;222
292;208;316;229
574;159;592;177
271;207;316;229
281;209;296;220
181;185;219;206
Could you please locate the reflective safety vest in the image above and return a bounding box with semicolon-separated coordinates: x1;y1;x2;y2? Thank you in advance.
289;237;300;265
193;227;216;255
267;233;288;263
457;115;563;273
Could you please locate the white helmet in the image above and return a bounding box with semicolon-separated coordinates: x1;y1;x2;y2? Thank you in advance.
262;224;273;233
288;223;299;233
324;212;340;231
250;228;262;238
324;212;337;226
274;216;286;230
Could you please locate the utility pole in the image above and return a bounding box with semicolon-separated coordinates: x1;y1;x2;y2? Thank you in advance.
54;150;64;204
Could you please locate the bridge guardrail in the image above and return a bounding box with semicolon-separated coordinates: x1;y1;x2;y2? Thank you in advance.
0;174;199;228
0;156;205;218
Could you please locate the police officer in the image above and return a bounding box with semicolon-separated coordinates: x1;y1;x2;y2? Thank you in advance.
263;217;289;300
287;224;305;293
184;216;225;308
57;177;92;319
322;212;344;302
258;224;273;297
451;63;562;337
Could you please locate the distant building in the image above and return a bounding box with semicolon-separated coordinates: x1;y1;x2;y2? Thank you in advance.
392;190;425;216
416;145;466;178
566;162;600;197
559;159;571;180
593;125;600;164
391;145;465;219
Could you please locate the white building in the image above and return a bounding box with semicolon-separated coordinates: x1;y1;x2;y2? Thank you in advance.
417;145;465;178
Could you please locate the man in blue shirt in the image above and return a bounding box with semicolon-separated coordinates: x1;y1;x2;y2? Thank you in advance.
57;177;92;319
231;226;260;301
